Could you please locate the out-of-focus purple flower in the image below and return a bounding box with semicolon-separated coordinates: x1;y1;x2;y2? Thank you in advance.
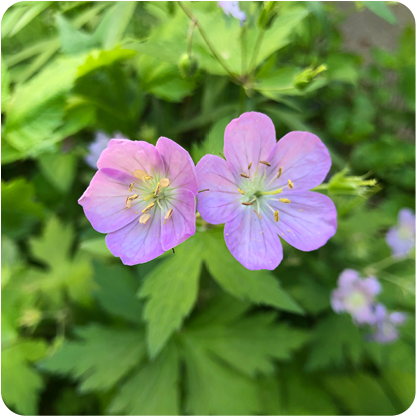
386;208;415;258
85;132;124;169
196;112;337;270
218;1;246;25
79;138;198;265
369;303;407;343
331;269;381;324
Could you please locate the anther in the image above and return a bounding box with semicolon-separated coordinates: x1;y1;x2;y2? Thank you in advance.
288;179;294;189
142;203;155;213
164;208;173;220
274;210;279;222
248;162;252;170
139;213;151;224
254;210;262;220
242;202;254;206
125;197;132;209
240;173;250;178
130;194;139;200
279;198;291;203
238;188;245;195
277;167;283;178
142;175;153;181
154;183;161;197
134;170;153;181
198;189;210;193
159;178;170;188
129;183;134;192
260;161;271;166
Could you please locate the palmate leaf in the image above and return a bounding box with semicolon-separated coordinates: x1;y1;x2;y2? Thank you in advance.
139;237;204;358
40;324;146;393
2;339;48;415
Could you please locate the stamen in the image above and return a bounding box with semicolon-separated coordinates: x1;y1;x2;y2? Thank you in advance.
129;183;134;192
260;161;271;166
142;175;153;181
258;188;282;196
277;167;283;178
139;213;151;224
125;197;132;209
134;169;153;181
130;194;139;200
142;203;155;213
274;210;279;222
242;202;254;206
198;189;210;193
159;178;170;188
165;208;173;220
279;198;291;203
156;199;164;210
288;179;294;189
240;173;250;178
254;210;262;220
248;162;252;170
237;188;245;195
154;182;161;197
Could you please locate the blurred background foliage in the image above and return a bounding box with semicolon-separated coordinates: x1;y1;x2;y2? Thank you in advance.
1;1;415;415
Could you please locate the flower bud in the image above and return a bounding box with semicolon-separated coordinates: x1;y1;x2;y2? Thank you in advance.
258;2;278;29
178;53;198;78
326;167;379;196
294;64;327;90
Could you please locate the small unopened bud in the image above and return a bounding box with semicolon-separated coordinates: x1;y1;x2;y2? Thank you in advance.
294;64;327;90
179;53;198;78
258;1;278;29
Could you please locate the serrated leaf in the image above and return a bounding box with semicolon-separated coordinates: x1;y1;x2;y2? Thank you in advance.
40;324;146;393
201;229;303;314
139;238;204;357
92;261;143;324
2;339;48;415
108;343;180;415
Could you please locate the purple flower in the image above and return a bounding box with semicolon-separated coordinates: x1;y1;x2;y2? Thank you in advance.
218;1;246;26
85;131;124;169
330;269;381;324
196;112;337;270
369;303;407;343
386;208;415;258
79;138;198;265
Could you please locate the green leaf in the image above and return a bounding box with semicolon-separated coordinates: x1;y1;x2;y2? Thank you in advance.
40;324;146;393
1;178;44;239
307;314;365;370
92;261;143;324
80;237;113;257
1;56;10;110
2;339;48;415
7;2;51;38
363;1;397;25
139;237;204;358
201;229;303;314
108;343;180;415
38;152;77;193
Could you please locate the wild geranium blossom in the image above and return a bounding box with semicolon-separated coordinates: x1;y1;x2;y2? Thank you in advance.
196;112;337;270
330;269;381;324
79;138;198;265
85;131;124;169
218;1;246;25
386;208;415;258
369;304;407;343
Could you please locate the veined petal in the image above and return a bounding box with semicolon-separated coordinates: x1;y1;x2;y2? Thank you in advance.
105;208;164;265
224;209;283;270
224;112;276;179
156;137;198;194
161;189;196;250
196;154;244;225
97;139;164;178
78;168;147;233
264;132;331;192
266;191;337;251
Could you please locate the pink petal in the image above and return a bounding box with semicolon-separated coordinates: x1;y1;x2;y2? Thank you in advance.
265;191;337;252
78;168;146;233
224;209;283;270
338;269;360;288
156;137;198;194
161;189;196;251
105;210;164;265
264;132;331;192
362;276;381;296
223;112;276;179
196;154;244;224
97;139;164;178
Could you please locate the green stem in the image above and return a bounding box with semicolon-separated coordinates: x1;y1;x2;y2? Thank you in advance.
365;256;409;274
249;28;265;74
241;23;247;75
178;1;240;83
187;20;196;56
239;87;246;114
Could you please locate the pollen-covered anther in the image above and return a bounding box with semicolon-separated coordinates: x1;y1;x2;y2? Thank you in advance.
159;178;170;188
125;197;132;209
254;210;262;220
129;183;134;192
279;198;291;203
142;203;155;213
248;162;252;170
139;213;151;224
237;188;245;195
277;166;283;178
240;173;250;178
134;169;152;181
154;183;161;197
164;208;173;220
274;210;279;222
288;179;294;189
242;202;254;206
260;160;271;166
